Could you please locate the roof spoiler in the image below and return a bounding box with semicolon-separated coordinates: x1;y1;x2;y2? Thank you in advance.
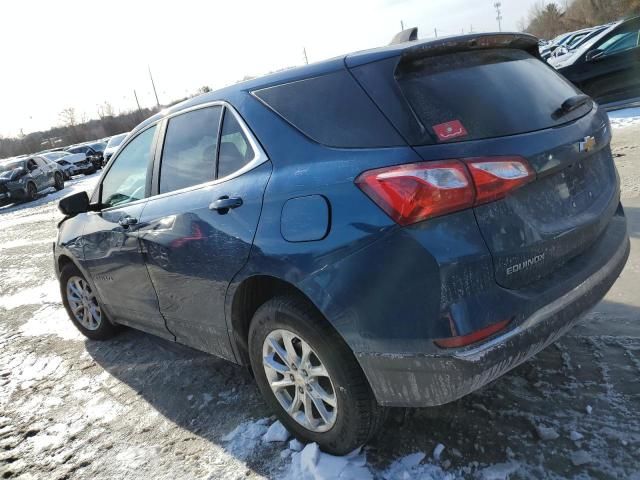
400;33;541;61
389;27;418;45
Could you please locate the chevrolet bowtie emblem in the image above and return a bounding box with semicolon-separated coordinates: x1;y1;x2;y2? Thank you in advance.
579;135;596;153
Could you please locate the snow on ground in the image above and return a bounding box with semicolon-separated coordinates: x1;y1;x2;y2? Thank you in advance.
608;107;640;129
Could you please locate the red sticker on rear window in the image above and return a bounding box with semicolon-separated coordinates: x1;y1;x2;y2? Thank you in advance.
432;120;468;142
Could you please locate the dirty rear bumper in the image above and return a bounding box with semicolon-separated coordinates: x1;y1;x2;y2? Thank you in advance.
357;214;629;407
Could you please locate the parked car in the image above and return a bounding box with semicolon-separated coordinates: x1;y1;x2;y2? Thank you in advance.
102;132;129;164
54;31;629;454
42;150;96;177
0;156;64;204
554;17;640;106
65;145;103;169
540;30;580;59
549;24;609;61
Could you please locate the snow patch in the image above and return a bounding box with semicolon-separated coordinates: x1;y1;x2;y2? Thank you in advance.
569;431;584;441
382;452;453;480
433;443;445;461
535;425;560;441
0;280;60;310
608;107;640;129
478;462;520;480
20;305;82;341
262;420;290;443
221;418;269;458
284;442;372;480
570;450;592;466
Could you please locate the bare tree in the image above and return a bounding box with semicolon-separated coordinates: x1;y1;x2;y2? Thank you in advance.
59;107;77;128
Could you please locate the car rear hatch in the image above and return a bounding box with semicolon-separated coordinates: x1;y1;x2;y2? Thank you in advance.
348;33;620;289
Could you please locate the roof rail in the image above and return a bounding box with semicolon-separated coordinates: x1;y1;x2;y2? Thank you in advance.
389;27;418;45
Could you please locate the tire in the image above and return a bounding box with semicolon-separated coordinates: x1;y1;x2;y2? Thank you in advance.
25;182;37;202
62;171;70;181
248;295;386;455
59;263;120;341
54;172;64;191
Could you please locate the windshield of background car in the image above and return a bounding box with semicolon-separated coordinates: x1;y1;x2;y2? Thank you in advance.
0;161;25;177
107;134;127;148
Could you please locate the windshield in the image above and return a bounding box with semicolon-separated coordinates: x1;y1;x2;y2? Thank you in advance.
0;160;25;178
106;133;127;148
42;151;69;160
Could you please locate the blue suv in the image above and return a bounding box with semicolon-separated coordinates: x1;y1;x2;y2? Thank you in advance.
55;32;629;454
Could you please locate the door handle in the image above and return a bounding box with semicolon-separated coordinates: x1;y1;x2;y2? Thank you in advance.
118;216;138;227
209;196;243;213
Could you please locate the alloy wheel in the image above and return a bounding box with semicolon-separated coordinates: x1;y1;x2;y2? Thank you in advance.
66;276;101;330
262;329;338;432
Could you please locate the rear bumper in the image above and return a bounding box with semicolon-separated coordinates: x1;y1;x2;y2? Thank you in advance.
357;214;629;407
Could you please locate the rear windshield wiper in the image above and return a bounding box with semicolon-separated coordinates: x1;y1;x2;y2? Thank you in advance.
552;94;592;120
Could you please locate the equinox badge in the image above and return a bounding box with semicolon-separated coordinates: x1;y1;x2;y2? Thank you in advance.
507;253;546;276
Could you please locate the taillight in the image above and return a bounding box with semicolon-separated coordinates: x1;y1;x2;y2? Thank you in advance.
356;156;535;225
355;160;474;226
464;157;535;205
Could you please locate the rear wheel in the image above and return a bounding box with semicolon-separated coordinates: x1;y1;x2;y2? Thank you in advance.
60;263;120;340
54;172;64;191
248;296;386;455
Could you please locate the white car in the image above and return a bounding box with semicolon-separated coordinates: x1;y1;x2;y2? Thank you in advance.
40;151;95;178
103;132;129;164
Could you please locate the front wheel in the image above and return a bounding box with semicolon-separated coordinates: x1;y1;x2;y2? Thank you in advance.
25;182;37;202
248;296;386;455
60;263;120;340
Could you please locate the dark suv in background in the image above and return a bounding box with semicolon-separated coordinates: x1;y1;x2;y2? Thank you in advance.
0;156;64;204
54;32;629;454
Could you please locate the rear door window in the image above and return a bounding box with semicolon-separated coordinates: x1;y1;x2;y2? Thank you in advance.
159;106;222;194
217;109;254;179
396;49;589;143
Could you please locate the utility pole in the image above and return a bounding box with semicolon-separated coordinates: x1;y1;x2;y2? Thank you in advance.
133;89;142;114
303;47;309;65
400;20;404;30
494;2;503;32
434;27;438;38
148;65;160;108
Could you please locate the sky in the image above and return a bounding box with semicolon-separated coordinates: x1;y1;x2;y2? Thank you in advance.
0;0;538;137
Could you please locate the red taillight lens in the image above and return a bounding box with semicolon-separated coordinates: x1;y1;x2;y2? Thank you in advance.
355;160;475;226
356;156;535;225
434;318;511;349
464;157;535;205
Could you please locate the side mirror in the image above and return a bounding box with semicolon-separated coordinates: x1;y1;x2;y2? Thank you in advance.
59;191;89;216
585;50;601;62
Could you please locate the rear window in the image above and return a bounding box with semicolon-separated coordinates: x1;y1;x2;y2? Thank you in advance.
396;49;589;143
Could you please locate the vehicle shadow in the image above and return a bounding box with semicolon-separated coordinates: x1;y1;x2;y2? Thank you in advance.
84;329;278;475
84;299;640;476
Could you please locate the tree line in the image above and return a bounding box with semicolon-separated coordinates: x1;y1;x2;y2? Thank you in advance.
0;90;206;160
522;0;640;39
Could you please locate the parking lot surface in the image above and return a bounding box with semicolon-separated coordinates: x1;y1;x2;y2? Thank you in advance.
1;123;639;479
